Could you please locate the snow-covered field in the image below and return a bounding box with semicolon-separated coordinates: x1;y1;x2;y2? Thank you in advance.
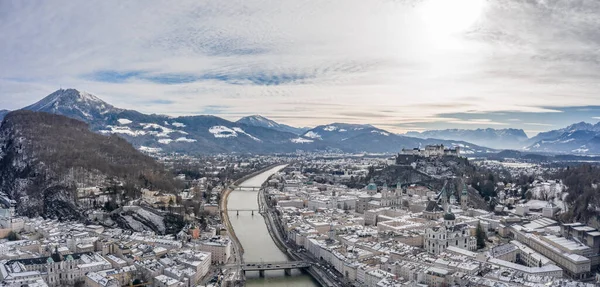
371;130;390;136
232;127;261;142
117;118;132;125
291;137;314;144
209;126;238;138
175;137;196;143
304;131;322;139
208;126;261;141
139;146;162;153
99;126;147;136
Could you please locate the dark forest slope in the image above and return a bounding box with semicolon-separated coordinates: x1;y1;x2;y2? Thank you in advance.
0;111;177;219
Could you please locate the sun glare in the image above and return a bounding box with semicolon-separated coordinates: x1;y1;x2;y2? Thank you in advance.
419;0;485;38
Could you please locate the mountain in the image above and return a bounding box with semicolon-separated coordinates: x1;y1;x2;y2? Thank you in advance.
0;110;178;219
18;89;332;154
0;110;9;121
237;115;309;135
302;123;492;154
529;122;600;143
406;128;529;150
15;89;492;154
526;122;600;154
23;89;121;125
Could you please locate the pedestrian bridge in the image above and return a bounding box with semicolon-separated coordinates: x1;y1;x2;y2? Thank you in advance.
228;209;260;216
224;261;311;276
232;185;262;191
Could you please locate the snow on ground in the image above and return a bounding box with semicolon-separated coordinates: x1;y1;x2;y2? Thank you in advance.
304;131;322;139
100;126;147;136
122;216;152;232
232;127;261;142
323;125;338;131
135;209;166;234
158;139;173;144
140;123;176;137
209;126;238;138
291;137;314;143
339;129;347;132
117;118;132;125
171;122;186;128
572;148;589;153
524;200;550;210
139;146;162;153
175;137;197;143
529;181;564;199
371;130;390;136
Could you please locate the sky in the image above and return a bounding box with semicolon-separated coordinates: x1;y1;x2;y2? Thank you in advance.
1;0;600;136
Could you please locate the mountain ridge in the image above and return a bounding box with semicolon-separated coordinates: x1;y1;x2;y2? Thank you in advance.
406;128;529;150
236;115;309;135
9;88;492;154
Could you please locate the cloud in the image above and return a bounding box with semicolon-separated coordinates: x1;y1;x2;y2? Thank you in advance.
524;122;554;127
1;0;600;134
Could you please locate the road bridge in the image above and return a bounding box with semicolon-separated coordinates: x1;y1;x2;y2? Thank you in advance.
224;261;311;277
232;185;262;191
228;209;260;216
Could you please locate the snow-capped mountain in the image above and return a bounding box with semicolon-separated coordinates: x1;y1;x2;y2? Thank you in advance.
406;128;529;150
23;89;121;124
302;123;491;154
236;115;309;135
11;88;492;154
303;123;382;142
16;89;328;154
526;122;600;154
529;122;600;144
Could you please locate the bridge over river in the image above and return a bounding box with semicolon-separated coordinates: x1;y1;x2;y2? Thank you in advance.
224;261;311;277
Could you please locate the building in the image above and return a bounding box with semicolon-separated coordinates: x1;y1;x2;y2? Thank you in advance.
1;252;112;287
197;236;231;264
511;225;592;279
401;145;460;157
424;212;476;255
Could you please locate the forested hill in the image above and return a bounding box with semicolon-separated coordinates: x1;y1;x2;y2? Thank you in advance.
0;110;178;219
556;164;600;226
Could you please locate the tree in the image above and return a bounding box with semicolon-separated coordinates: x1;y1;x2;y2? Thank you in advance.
6;231;19;241
476;223;486;249
199;216;208;230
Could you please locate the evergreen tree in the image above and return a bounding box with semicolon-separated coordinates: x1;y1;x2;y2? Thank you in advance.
476;223;486;249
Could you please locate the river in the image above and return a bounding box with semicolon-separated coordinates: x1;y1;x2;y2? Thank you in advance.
227;165;319;287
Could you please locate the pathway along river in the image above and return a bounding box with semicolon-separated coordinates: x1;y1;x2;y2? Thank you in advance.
227;165;319;287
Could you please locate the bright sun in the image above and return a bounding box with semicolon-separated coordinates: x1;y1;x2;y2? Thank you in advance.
419;0;485;38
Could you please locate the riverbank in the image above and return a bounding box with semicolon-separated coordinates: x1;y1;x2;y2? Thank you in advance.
219;163;284;262
259;187;341;287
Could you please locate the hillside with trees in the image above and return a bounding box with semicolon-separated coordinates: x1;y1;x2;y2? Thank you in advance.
555;164;600;225
0;111;179;219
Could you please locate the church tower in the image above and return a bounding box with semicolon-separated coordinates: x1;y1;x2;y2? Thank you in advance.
461;183;469;210
366;179;377;195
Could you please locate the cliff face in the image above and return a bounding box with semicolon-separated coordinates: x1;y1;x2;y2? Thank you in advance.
0;110;177;219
